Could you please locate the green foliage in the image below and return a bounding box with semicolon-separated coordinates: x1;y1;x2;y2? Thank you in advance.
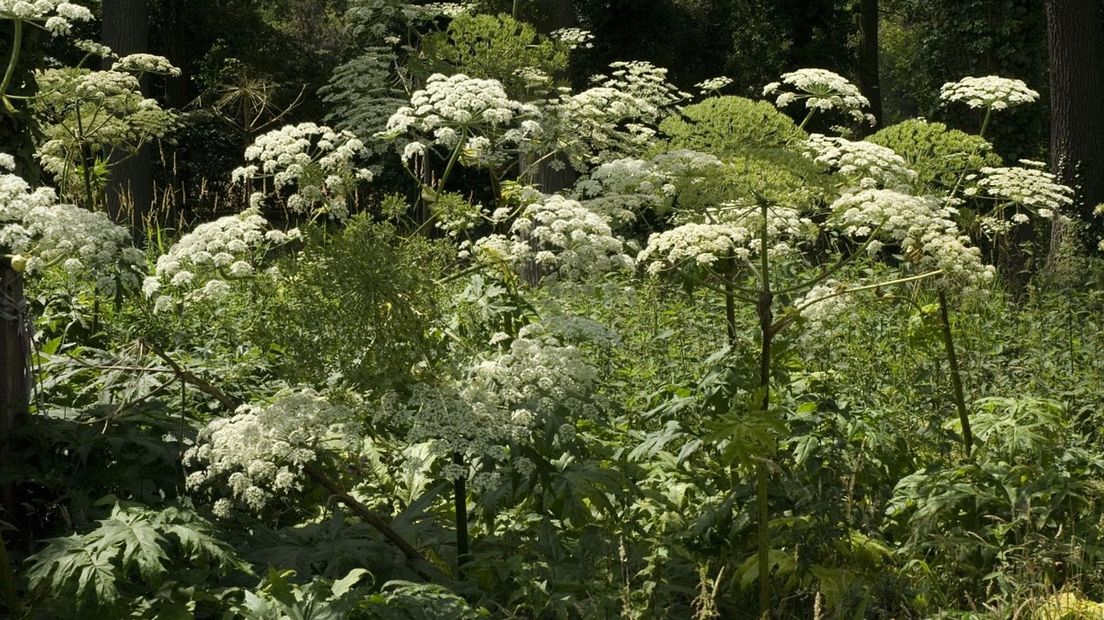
26;504;246;617
660;96;806;157
259;217;448;391
867;119;1002;191
321;47;407;157
879;0;1047;159
418;13;568;97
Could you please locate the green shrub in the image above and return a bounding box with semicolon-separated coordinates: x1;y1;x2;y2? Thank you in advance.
867;118;1002;191
659;96;805;157
260;216;448;391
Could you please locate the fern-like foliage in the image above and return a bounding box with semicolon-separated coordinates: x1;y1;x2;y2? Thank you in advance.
26;504;247;617
321;47;408;157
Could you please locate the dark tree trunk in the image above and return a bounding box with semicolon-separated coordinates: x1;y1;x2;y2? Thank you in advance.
535;0;575;30
0;264;29;513
858;0;883;130
1045;0;1104;218
0;20;40;519
102;0;154;234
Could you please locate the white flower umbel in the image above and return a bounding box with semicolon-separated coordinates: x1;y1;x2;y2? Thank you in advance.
966;164;1074;221
0;1;93;35
0;167;141;293
550;27;594;50
638;222;754;275
184;389;357;514
233;123;372;221
381;73;542;174
113;53;181;77
939;76;1039;111
763;68;874;125
640;201;818;277
573;149;722;223
378;325;598;490
33;68;177;198
804;134;917;189
829;188;994;285
147;209;299;310
550;61;688;167
507;194;635;279
695;76;733;95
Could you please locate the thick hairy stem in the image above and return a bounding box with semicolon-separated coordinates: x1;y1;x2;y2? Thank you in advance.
724;265;737;346
756;198;773;619
453;452;470;576
74;109;96;210
303;462;441;580
0;19;22;111
937;289;972;455
756;289;773;619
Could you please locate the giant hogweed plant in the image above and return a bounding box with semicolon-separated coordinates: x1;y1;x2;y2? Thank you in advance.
631;68;997;616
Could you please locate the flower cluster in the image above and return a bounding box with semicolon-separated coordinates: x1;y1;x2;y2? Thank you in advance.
507;194;635;279
637;222;753;275
0;164;141;293
185;389;357;516
795;279;852;338
804;134;917;189
763;68;874;124
0;1;93;35
34;67;178;197
382;74;542;169
829;188;993;285
113;53;182;77
966;163;1073;220
573;150;722;223
378;325;598;491
640;201;818;277
695;76;733;94
550;27;594;50
145;209;299;311
550;61;688;167
233;123;372;221
939;76;1039;110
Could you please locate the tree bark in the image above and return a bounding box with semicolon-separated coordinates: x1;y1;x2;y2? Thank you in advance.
1045;0;1104;218
1;19;40;520
102;0;154;234
857;0;883;131
0;264;30;513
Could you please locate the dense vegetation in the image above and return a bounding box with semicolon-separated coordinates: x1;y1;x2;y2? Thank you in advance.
3;1;1104;618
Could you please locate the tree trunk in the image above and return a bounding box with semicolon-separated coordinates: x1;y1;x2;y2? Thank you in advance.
1;19;40;519
102;0;154;234
1045;0;1104;220
0;264;30;511
857;0;883;131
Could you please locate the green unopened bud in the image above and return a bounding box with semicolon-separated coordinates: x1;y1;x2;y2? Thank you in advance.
9;254;27;273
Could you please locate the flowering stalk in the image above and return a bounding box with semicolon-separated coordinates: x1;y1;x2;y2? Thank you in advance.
0;18;21;112
754;196;772;619
453;452;470;576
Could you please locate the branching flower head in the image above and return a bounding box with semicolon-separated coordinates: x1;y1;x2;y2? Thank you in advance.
0;1;93;35
185;389;357;516
939;76;1039;111
828;188;994;286
507;194;635;279
0;164;141;293
233;123;372;221
965;162;1074;220
696;76;733;95
550;27;594;50
146;209;299;311
381;73;542;169
763;68;874;125
804;134;917;189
